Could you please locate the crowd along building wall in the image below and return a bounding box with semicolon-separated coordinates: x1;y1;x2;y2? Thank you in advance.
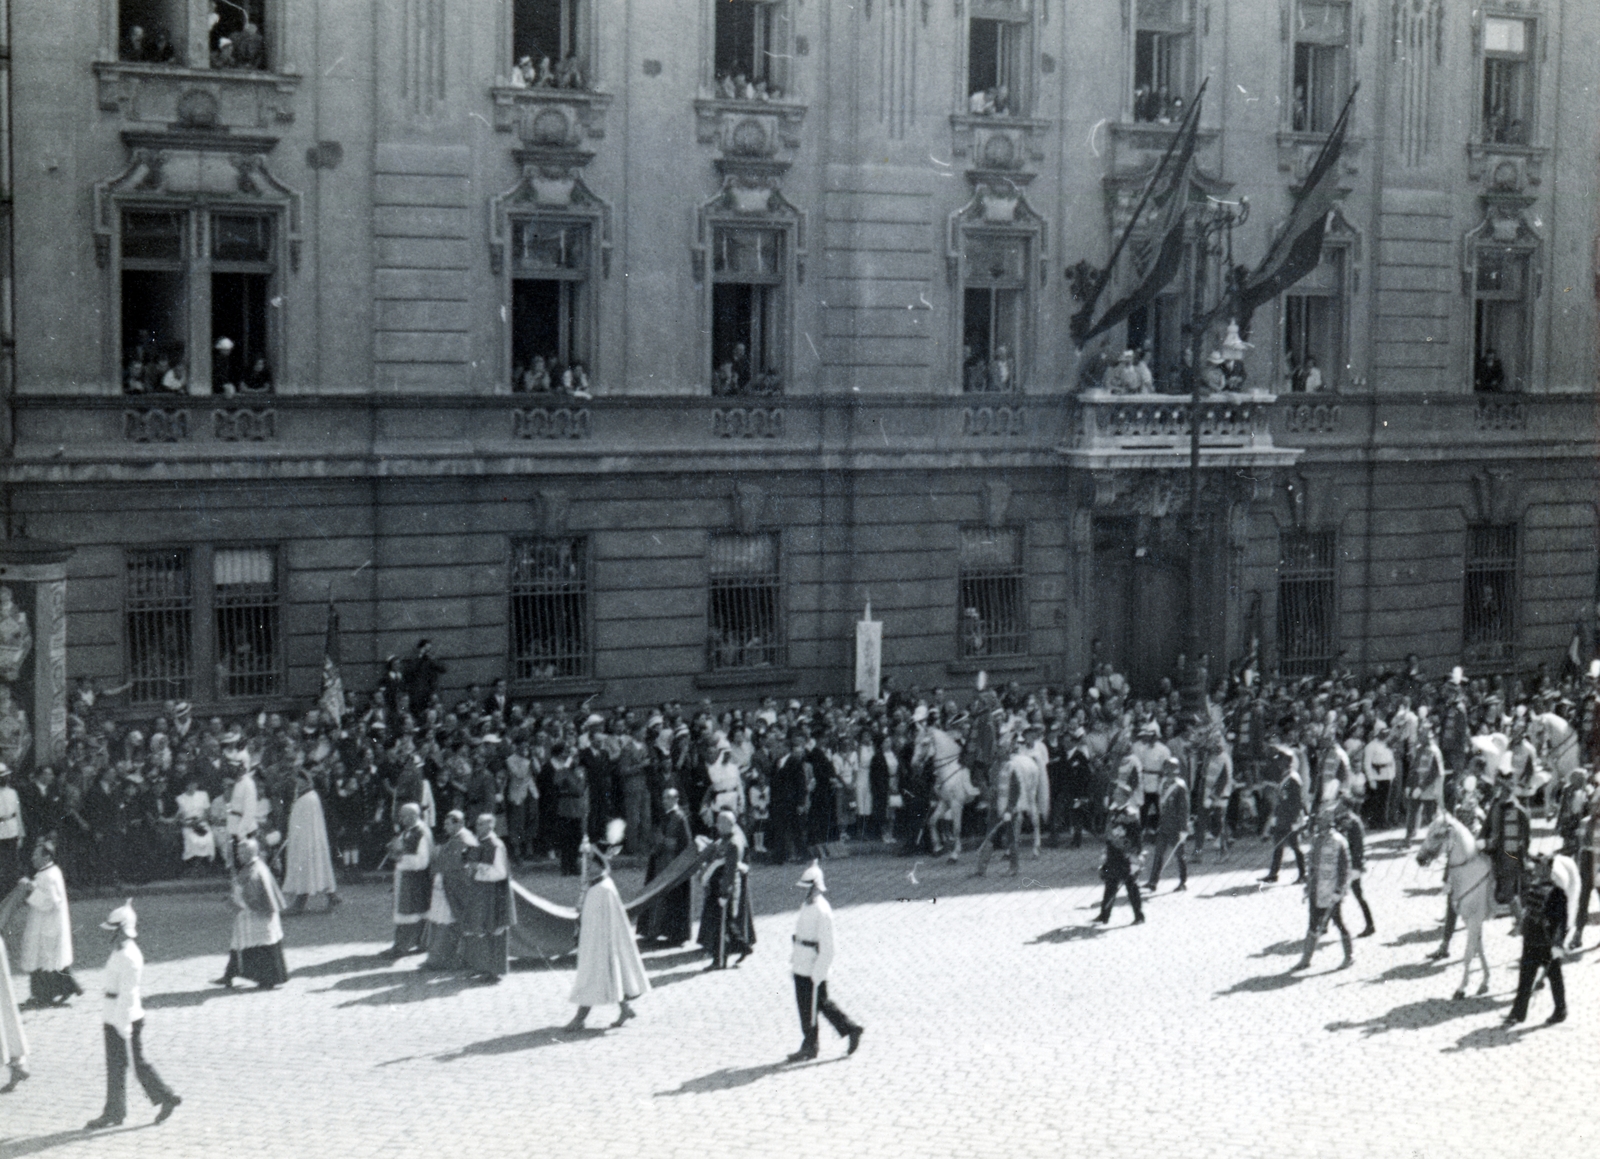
1;0;1595;716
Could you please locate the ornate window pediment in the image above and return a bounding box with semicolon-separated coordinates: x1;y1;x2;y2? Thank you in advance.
489;162;614;278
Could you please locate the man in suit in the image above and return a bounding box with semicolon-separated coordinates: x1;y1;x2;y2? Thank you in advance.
769;733;811;865
401;639;446;712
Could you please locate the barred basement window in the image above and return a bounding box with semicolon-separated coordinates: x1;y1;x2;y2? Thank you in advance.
1464;524;1517;663
214;548;282;698
1277;531;1337;676
708;532;784;671
126;549;193;704
958;527;1026;658
511;537;591;680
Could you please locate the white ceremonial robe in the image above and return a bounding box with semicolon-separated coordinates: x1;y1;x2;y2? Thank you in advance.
282;789;338;896
0;934;26;1066
231;860;285;951
20;864;72;972
228;773;259;845
568;875;650;1007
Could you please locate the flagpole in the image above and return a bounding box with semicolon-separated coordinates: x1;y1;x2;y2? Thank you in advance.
1073;79;1208;338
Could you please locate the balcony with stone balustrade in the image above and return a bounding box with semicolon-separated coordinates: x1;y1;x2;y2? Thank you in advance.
1060;391;1302;472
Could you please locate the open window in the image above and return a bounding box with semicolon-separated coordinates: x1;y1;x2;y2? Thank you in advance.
961;232;1029;393
510;218;592;393
1471;247;1530;393
1480;14;1534;145
209;0;268;70
1282;247;1345;392
119;0;188;64
711;227;786;396
512;0;587;87
1292;1;1350;133
966;5;1026;116
1133;0;1193;124
713;0;783;98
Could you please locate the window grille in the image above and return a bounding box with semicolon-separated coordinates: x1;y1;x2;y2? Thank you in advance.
958;527;1026;658
1464;524;1517;663
511;537;591;680
214;547;281;698
126;550;193;703
707;532;784;671
1277;531;1337;676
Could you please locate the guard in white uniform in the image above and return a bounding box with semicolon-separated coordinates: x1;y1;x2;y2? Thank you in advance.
787;861;863;1062
85;902;180;1130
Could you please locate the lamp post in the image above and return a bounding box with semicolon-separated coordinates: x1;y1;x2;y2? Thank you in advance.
1179;194;1249;717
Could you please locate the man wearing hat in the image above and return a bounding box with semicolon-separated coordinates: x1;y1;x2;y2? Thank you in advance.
1484;776;1530;927
1146;757;1191;893
401;639;446;713
86;901;179;1129
1202;350;1227;393
223;729;258;866
565;822;649;1030
1291;810;1354;972
1506;852;1569;1025
214;837;289;990
1128;721;1171;833
1102;349;1140;394
1059;725;1095;847
787;861;862;1062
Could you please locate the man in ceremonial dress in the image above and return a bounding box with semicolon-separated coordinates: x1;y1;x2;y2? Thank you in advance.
460;813;514;983
786;861;863;1062
223;732;259;865
640;787;694;945
214;837;289;989
18;838;82;1008
565;823;649;1030
384;802;433;957
1506;852;1569;1025
420;810;477;971
1292;811;1354;972
698;809;755;969
0;870;29;1091
283;768;340;913
85;902;180;1130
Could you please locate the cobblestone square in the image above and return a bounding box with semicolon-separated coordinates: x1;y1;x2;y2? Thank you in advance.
3;830;1593;1159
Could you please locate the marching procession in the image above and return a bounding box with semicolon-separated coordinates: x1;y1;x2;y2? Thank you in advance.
2;641;1598;1132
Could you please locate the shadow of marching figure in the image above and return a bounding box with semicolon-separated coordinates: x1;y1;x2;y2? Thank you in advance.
1028;924;1107;945
1441;1022;1530;1053
654;1056;848;1098
1403;886;1444;897
0;1122;158;1158
1249;938;1308;959
1384;927;1446;948
640;947;709;970
1215;972;1306;997
288;952;393;979
142;987;251;1010
1198;883;1268;900
333;972;480;1009
434;1025;605;1061
1364;961;1450;986
1325;994;1499;1037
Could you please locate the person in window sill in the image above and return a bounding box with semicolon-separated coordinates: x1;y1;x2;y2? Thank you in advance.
510;56;536;88
1202;350;1228;394
714;361;740;396
988;345;1015;392
1475;348;1506;393
239;356;273;394
1301;357;1323;393
230;22;265;70
556;55;584;90
210;38;236;69
1102;349;1139;394
1134;347;1156;393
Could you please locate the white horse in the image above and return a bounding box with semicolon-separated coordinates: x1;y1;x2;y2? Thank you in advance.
914;725;980;860
1531;711;1580;781
1416;812;1494;1000
998;748;1050;857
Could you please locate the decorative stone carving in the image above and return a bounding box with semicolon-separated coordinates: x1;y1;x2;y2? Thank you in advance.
948;114;1051;181
962;405;1027;437
982;481;1012;529
491;87;613;142
535;488;571;537
1274;132;1365;181
733;482;768;535
213;408;276;441
124;408;190;443
694;98;807;163
512;407;592;440
92;62;301;130
1466;143;1548;190
489;163;613;276
712;408;785;439
1467;468;1520;525
1282;401;1342;433
1475;398;1527;432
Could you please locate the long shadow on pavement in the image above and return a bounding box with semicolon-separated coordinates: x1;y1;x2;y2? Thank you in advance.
290;952;395;978
1250;939;1307;959
1326;994;1499;1036
1385;928;1445;948
1365;961;1450;986
1198;883;1269;900
0;1123;158;1159
654;1056;848;1097
1215;972;1305;997
1028;924;1106;945
335;975;481;1009
434;1026;604;1060
1441;1022;1532;1053
646;968;713;991
143;985;264;1010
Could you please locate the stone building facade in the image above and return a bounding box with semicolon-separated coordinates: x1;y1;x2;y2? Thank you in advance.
1;0;1595;710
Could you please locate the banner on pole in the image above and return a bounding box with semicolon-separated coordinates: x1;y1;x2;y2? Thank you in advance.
855;602;881;701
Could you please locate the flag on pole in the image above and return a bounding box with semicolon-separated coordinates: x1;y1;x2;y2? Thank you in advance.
320;600;346;724
1231;85;1358;339
1071;79;1208;347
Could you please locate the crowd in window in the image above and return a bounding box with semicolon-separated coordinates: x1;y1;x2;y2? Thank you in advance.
714;70;785;103
1133;86;1185;125
712;343;781;397
123;342;272;396
962;345;1017;393
512;357;592;397
966;85;1013;117
510;53;586;90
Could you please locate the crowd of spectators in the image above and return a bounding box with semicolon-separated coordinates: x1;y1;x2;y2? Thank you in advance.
5;639;1597;907
512;357;592;398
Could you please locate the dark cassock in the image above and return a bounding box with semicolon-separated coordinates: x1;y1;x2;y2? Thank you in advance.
385;810;433;956
639;801;695;945
421;815;478;971
460;823;514;981
697;816;755;968
219;844;289;989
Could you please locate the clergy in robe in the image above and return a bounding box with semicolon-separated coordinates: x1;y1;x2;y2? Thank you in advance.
639;788;694;945
282;769;340;913
697;809;756;970
420;810;477;971
223;740;259;865
0;881;30;1090
563;831;649;1030
215;838;288;989
19;839;83;1007
383;803;432;957
460;814;514;982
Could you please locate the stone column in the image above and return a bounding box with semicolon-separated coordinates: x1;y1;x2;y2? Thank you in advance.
0;538;75;771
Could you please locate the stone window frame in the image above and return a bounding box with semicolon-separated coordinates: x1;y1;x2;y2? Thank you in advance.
946;182;1047;394
1473;6;1542;148
1461;208;1540;395
956;525;1029;661
1462;522;1519;667
501;0;598;89
104;0;291;73
705;529;787;674
1275;528;1338;676
701;0;795;98
509;534;594;683
960;0;1038;118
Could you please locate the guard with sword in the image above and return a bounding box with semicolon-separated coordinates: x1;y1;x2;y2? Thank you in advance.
786;860;863;1062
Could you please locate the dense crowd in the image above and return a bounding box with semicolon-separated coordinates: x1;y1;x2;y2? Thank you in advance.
4;638;1599;915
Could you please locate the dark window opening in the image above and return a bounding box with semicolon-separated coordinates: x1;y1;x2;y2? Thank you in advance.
1293;43;1345;132
210;214;274;394
122;270;187;395
1481;17;1532;145
1277;531;1336;676
708;533;784;671
510;219;589;393
1472;250;1528;393
214;548;280;699
715;0;776;95
126;550;193;704
210;0;268;69
711;227;783;395
1126;294;1181;390
513;0;584;87
511;538;590;680
120;0;186;65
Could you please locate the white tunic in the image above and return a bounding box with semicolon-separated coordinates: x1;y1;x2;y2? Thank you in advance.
228;772;259;841
102;940;146;1038
282;789;338;896
790;894;836;981
20;863;72;972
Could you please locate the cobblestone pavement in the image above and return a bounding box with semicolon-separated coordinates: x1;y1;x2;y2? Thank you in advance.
2;827;1594;1159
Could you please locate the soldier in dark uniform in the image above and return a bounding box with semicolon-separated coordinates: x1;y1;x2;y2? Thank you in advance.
1093;806;1145;925
1333;797;1376;937
1059;725;1094;847
1483;776;1530;927
639;788;695;945
1505;853;1568;1025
